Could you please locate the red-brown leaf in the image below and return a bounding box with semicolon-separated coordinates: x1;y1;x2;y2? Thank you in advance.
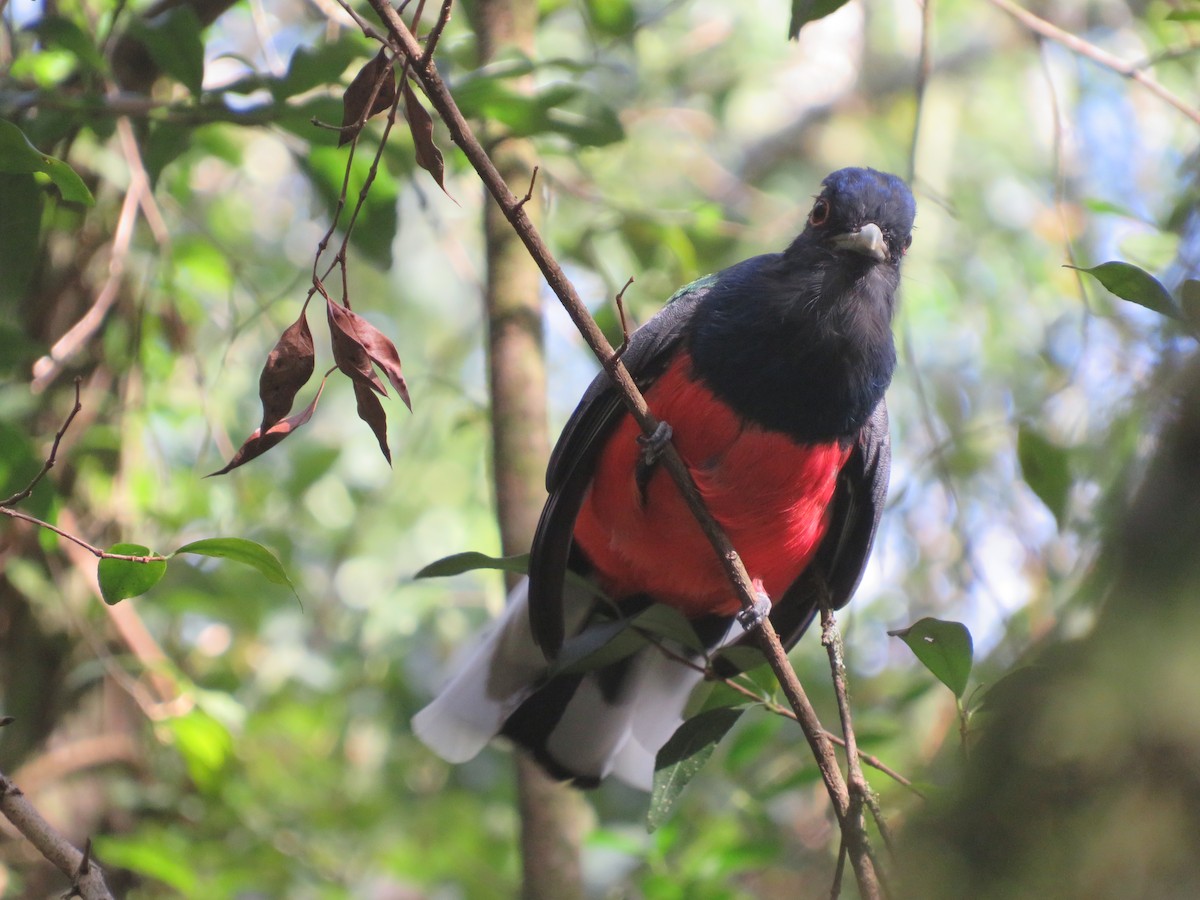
354;380;391;465
402;77;449;197
209;377;327;476
339;48;397;148
259;312;315;430
327;298;386;396
339;307;412;412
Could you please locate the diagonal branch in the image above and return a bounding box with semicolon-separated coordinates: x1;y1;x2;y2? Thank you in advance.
985;0;1200;128
364;2;879;895
0;769;115;900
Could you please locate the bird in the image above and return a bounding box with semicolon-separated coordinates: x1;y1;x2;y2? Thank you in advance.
414;167;915;790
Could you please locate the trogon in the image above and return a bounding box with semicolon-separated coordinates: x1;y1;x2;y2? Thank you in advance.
415;167;916;789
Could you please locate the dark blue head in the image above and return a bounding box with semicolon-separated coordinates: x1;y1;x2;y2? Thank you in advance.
687;167;914;442
788;167;916;266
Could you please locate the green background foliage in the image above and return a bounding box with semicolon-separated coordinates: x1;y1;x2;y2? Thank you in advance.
1;0;1198;895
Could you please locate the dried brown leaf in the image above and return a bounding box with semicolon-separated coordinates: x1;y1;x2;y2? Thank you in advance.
259;312;315;430
341;308;412;412
354;380;391;464
209;377;327;476
327;298;386;396
339;48;397;148
402;77;450;198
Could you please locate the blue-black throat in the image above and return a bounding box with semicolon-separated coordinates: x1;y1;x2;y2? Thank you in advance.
687;167;916;444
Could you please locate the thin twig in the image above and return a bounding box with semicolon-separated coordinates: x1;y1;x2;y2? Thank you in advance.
649;640;919;792
986;0;1200;127
419;0;453;67
2;379;83;507
611;276;635;361
908;0;933;183
820;601;889;896
332;0;386;41
514;164;540;210
0;507;167;562
0;771;115;900
831;834;848;900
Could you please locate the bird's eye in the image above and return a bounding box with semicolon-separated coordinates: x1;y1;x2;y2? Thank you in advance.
902;234;913;255
809;198;830;227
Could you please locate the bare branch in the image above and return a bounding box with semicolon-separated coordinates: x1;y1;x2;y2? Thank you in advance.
821;600;889;894
0;507;167;562
0;771;115;900
986;0;1200;128
611;276;635;362
420;0;454;67
2;379;83;507
514;164;540;210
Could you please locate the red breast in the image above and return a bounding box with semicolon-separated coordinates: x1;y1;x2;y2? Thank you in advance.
573;352;851;617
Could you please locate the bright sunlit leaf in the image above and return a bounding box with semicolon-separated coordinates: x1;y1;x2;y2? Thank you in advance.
98;543;167;605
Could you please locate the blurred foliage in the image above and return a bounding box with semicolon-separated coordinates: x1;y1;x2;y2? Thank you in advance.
1;0;1199;896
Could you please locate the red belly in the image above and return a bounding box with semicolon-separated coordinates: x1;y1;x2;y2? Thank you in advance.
573;353;849;617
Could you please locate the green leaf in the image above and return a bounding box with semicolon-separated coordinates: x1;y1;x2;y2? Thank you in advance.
27;16;109;74
1166;9;1200;21
126;6;205;97
93;833;198;894
142;122;193;188
98;543;167;605
453;75;623;147
1016;423;1072;527
550;604;704;677
1081;198;1137;218
273;37;368;100
649;707;744;831
551;616;643;676
414;551;531;579
626;604;705;653
0;174;45;309
0;120;94;205
173;537;294;590
888;617;974;699
165;709;233;792
584;0;637;36
788;0;853;39
1068;261;1179;320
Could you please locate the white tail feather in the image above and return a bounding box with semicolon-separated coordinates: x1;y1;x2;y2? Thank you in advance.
412;580;544;763
413;580;748;790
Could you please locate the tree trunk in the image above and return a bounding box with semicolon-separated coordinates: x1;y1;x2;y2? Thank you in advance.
474;2;588;899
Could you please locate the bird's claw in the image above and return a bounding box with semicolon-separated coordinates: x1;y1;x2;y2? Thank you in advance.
737;591;773;631
635;421;673;502
637;421;673;466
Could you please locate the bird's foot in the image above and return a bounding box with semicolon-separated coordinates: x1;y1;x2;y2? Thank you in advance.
737;583;772;631
635;421;673;501
637;421;673;465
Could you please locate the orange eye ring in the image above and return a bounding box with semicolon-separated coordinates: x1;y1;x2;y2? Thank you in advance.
809;198;830;227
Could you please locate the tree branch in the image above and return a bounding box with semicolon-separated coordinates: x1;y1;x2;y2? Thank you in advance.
366;3;879;894
985;0;1200;128
0;770;115;900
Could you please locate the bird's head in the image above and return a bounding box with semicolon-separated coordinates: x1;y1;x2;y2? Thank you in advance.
789;167;915;267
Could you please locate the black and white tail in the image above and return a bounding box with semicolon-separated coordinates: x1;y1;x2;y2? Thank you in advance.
412;579;742;790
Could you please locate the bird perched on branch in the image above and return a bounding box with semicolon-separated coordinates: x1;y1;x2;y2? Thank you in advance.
415;167;915;789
